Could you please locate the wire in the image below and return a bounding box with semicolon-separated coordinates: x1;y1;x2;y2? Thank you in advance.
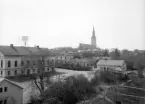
23;82;33;92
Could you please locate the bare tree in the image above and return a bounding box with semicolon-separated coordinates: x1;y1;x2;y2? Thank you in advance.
20;56;51;93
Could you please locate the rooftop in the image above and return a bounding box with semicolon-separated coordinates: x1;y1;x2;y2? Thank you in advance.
97;60;125;66
0;45;51;56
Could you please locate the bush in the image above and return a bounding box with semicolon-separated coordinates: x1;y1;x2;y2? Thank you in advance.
89;71;100;86
99;70;118;84
40;75;99;104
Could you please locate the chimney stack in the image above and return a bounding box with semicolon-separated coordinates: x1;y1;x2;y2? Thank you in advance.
10;44;13;47
37;46;40;49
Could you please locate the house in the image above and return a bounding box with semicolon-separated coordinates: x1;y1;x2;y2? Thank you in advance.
0;78;23;104
71;58;96;69
97;60;127;72
0;44;51;77
55;52;74;64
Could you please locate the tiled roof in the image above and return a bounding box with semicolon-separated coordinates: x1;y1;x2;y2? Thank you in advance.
79;43;96;49
97;60;125;66
0;45;50;56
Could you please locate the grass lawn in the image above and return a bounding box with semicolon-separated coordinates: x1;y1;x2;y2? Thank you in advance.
6;71;63;82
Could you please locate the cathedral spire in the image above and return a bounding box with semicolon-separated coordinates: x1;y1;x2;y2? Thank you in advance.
91;26;96;48
92;26;96;38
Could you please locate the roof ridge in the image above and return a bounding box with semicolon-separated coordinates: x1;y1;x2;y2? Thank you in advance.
0;78;23;89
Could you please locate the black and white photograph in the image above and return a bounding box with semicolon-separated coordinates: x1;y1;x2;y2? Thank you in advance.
0;0;145;104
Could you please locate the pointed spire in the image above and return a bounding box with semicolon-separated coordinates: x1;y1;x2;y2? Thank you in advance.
92;26;95;37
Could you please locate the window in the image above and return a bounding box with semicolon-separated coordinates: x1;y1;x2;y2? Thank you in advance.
4;99;7;104
8;61;11;67
15;70;17;75
0;88;2;93
27;70;30;75
27;60;30;65
14;61;17;67
47;68;49;71
4;87;7;92
1;60;3;68
1;71;2;75
7;71;10;76
21;60;24;66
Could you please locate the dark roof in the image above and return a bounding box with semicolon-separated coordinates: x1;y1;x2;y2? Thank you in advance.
0;45;50;56
79;43;96;50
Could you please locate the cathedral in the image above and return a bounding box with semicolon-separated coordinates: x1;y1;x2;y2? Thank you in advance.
78;27;98;50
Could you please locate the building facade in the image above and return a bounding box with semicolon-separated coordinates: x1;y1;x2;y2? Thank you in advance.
0;45;51;77
0;78;23;104
97;60;127;72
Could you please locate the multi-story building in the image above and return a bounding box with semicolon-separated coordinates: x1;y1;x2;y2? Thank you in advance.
0;44;51;77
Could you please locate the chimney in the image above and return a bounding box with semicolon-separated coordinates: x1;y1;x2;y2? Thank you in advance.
37;46;40;49
10;44;13;47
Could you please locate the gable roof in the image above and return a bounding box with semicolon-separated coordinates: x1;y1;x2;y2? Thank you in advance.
0;45;50;56
97;60;125;66
0;78;23;89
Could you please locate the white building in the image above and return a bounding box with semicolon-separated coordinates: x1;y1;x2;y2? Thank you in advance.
0;78;23;104
97;60;127;72
0;44;51;77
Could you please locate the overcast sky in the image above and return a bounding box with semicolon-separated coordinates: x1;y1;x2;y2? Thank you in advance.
0;0;144;50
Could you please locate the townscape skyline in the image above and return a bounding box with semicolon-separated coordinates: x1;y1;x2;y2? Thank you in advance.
0;0;144;50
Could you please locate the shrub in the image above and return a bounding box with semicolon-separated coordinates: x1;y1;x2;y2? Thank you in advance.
40;75;99;104
89;71;100;86
99;70;118;84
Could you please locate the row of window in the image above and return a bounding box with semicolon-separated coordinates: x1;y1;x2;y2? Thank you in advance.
7;60;39;68
0;67;51;76
0;59;54;68
0;87;8;93
0;99;7;104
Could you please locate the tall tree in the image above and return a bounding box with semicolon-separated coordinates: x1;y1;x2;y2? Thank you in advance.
112;48;120;60
134;58;145;78
21;57;51;93
103;49;109;57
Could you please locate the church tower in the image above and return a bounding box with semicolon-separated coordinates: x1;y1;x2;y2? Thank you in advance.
91;26;96;48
